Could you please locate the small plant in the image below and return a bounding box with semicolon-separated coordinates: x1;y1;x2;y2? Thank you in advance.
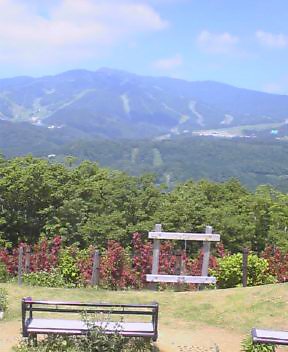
210;253;277;289
23;268;67;288
0;287;8;313
241;335;275;352
80;311;154;351
0;262;9;282
13;335;77;352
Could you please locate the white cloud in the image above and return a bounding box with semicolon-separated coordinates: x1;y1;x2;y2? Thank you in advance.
153;54;182;70
197;30;239;54
256;31;288;48
0;0;168;65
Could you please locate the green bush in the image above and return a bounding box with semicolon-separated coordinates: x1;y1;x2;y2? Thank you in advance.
13;333;154;352
210;253;277;289
23;269;67;288
13;336;77;352
0;262;9;282
0;287;8;312
241;335;275;352
58;248;81;286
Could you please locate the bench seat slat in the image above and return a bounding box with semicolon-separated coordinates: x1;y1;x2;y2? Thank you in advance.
252;328;288;346
27;318;154;334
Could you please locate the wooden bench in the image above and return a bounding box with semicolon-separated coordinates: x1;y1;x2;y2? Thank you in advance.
252;328;288;346
22;297;159;342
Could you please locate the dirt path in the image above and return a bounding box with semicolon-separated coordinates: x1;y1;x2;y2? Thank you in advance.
0;320;243;352
157;323;243;352
1;320;287;352
0;320;22;352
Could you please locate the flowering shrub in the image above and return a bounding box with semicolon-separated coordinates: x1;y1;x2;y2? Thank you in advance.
132;233;153;287
0;236;62;275
100;240;137;290
0;234;286;290
262;245;288;283
76;246;95;286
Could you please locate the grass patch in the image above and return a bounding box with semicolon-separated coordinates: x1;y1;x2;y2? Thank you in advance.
0;283;287;335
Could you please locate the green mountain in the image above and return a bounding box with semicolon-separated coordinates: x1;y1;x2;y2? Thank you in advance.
35;137;288;192
0;68;288;140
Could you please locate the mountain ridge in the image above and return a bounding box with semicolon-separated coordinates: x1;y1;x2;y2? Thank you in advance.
0;68;288;140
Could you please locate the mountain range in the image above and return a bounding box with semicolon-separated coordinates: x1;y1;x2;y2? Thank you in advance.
1;68;288;143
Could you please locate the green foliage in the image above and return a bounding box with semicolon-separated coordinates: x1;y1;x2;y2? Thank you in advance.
210;254;277;289
241;335;275;352
0;155;288;253
13;336;77;352
58;248;81;285
13;330;154;352
23;269;67;288
54;137;288;192
0;156;69;244
0;262;9;282
0;287;8;312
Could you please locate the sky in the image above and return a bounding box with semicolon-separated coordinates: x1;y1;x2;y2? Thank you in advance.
0;0;288;94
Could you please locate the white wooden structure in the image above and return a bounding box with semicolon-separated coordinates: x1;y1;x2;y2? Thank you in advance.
146;224;220;285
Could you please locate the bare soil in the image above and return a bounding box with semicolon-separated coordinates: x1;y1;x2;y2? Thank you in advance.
0;320;22;352
1;319;287;352
0;319;243;352
157;323;243;352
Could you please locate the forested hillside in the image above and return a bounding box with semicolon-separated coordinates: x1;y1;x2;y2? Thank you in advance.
2;135;288;191
0;155;287;253
54;137;288;191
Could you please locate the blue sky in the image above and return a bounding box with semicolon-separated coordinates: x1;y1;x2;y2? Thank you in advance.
0;0;288;94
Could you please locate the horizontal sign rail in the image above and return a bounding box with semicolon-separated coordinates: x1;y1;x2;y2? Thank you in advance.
148;232;220;241
146;274;216;284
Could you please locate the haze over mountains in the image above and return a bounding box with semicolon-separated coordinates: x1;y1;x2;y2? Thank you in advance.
1;68;288;143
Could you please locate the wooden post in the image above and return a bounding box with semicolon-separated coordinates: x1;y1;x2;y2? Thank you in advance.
91;250;100;287
199;226;212;290
175;249;182;291
151;224;161;290
25;246;31;274
201;226;212;276
181;249;187;275
242;248;249;287
152;224;161;275
18;247;23;286
175;249;182;275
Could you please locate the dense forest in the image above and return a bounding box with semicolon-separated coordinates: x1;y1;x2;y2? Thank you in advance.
0;155;287;253
55;137;288;191
3;135;288;191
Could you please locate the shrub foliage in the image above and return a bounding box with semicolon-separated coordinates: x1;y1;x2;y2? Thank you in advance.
210;253;276;289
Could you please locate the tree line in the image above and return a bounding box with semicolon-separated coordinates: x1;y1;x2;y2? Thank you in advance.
0;155;287;253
